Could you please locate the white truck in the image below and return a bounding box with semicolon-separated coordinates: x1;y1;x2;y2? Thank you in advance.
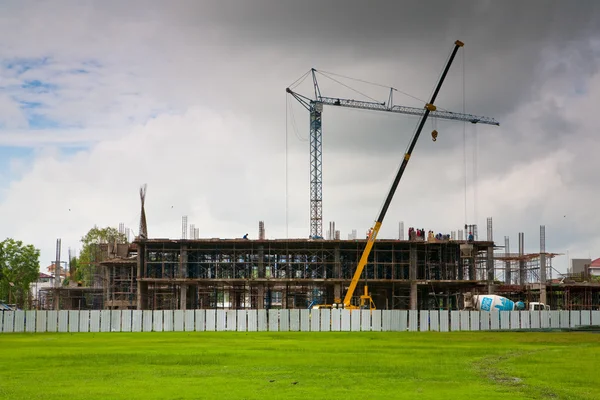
463;292;550;312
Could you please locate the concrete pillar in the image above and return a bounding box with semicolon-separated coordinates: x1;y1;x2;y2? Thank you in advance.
540;226;547;305
180;284;187;310
504;236;511;284
518;232;526;285
334;246;342;303
258;246;265;278
409;245;418;310
257;285;265;309
136;242;148;310
487;246;495;294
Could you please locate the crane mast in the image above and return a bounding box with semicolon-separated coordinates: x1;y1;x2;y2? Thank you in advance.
286;62;499;240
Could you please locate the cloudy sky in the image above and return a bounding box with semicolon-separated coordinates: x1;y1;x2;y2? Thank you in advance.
1;0;599;275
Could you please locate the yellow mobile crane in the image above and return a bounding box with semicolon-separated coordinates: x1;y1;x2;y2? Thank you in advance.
320;40;476;310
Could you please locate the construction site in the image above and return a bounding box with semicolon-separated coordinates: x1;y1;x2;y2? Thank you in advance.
41;41;600;312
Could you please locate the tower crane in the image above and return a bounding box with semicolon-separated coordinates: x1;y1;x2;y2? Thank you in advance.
286;58;499;240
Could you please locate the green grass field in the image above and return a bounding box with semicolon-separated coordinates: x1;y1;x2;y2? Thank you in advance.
1;332;599;399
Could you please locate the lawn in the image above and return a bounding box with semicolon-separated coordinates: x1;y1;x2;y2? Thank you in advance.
0;332;599;399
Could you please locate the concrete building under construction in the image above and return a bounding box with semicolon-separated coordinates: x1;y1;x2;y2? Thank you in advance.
41;218;600;311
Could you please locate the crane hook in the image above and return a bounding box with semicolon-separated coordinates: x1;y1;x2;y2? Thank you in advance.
431;130;438;142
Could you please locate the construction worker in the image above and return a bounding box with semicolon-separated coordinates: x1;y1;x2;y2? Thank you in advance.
243;233;249;240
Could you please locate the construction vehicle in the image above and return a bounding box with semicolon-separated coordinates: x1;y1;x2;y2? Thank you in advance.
463;292;550;311
315;40;477;311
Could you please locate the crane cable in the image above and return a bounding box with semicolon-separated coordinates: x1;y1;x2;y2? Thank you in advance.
462;46;468;228
285;94;289;239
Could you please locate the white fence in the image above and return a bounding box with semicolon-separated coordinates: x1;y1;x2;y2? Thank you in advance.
1;309;599;333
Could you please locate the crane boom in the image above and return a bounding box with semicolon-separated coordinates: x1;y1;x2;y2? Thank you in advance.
342;40;472;308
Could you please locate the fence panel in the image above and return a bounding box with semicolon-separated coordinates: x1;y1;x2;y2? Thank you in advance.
14;311;25;333
331;309;341;331
120;311;132;332
371;310;382;332
459;311;470;331
132;310;143;332
571;311;581;328
226;310;237;331
499;311;510;330
68;310;80;332
439;310;449;332
205;310;216;331
540;311;550;329
184;310;195;332
341;309;351;331
247;310;257;332
89;310;100;332
320;309;331;332
2;311;14;333
490;312;500;330
268;310;279;332
380;311;391;332
429;310;439;332
216;310;226;332
112;310;123;332
351;310;361;331
560;311;570;328
550;311;560;328
161;310;173;332
25;310;36;333
360;310;370;331
0;312;3;332
408;310;418;332
520;311;530;329
419;310;429;332
195;310;206;332
509;311;520;330
142;310;153;332
480;311;490;331
174;310;184;332
101;310;111;332
236;310;247;332
450;311;460;331
592;311;600;326
35;311;47;333
79;310;90;332
300;309;310;332
581;310;591;326
310;310;320;332
257;310;267;331
470;311;480;331
289;309;300;332
152;310;163;332
279;310;290;332
530;312;540;329
58;310;69;332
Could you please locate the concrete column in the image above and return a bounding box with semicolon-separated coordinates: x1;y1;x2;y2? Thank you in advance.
180;284;187;310
257;285;265;309
136;242;148;310
258;246;265;278
180;245;188;279
540;253;547;304
487;246;495;294
409;245;418;310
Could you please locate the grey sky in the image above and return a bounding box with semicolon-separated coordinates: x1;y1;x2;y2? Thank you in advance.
0;1;599;272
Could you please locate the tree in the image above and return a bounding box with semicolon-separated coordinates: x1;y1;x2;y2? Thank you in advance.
76;226;128;286
0;238;40;308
